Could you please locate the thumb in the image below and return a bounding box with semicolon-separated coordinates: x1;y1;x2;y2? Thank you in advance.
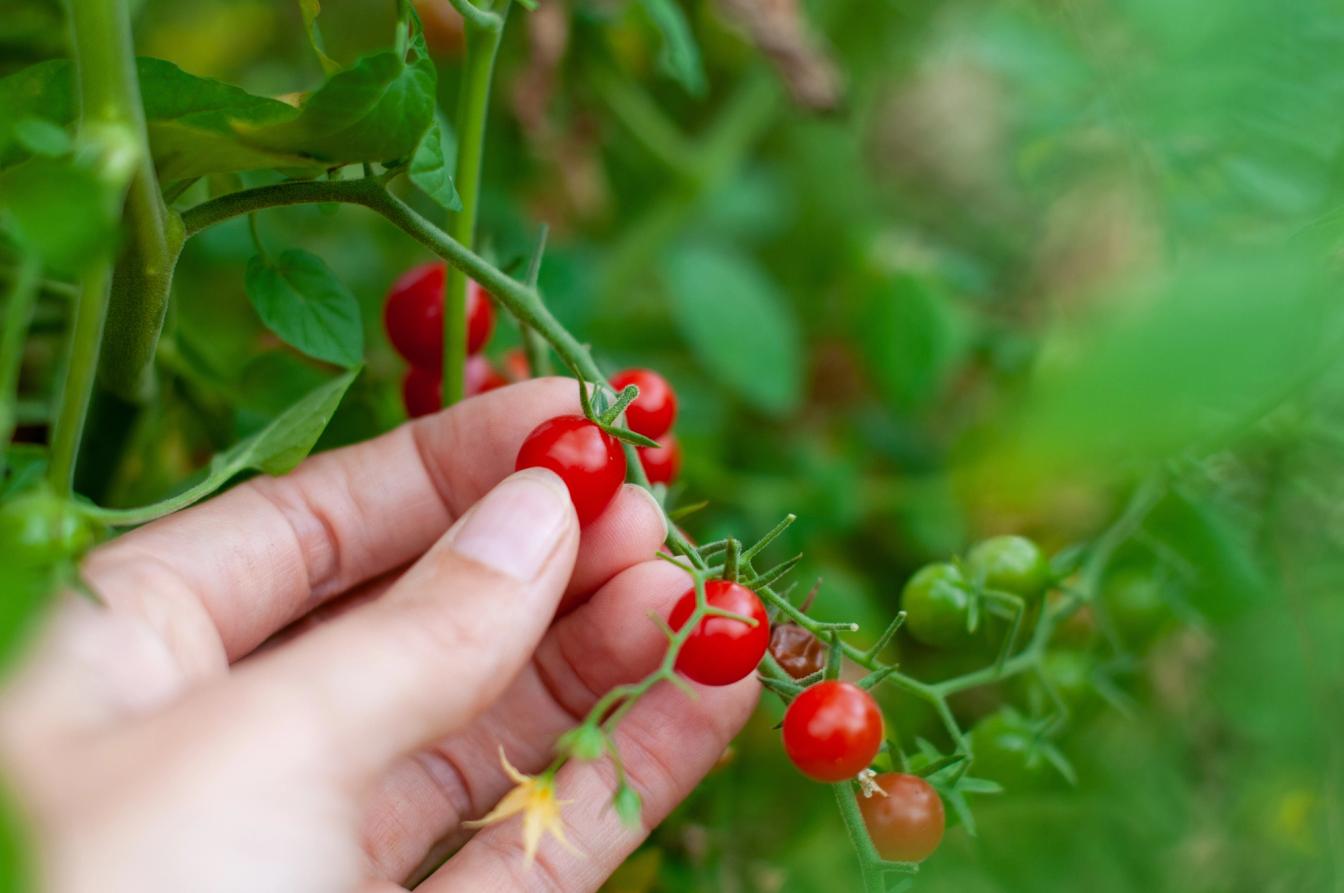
221;467;580;778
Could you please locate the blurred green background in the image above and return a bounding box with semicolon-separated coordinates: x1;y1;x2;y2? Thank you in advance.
5;0;1344;889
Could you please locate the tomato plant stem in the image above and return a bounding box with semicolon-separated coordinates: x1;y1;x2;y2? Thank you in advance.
0;258;40;477
442;3;507;408
48;265;112;496
66;0;178;404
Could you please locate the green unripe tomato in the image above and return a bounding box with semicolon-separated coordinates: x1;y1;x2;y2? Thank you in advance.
1100;568;1172;648
967;709;1061;793
1013;650;1098;719
902;562;972;648
0;489;97;567
966;535;1051;602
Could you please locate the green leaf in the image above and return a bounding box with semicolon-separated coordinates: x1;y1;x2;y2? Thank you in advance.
664;243;801;414
0;445;47;499
12;116;70;157
409;114;462;211
230;367;360;475
984;245;1343;484
0;561;59;672
0;778;35;893
233;34;437;169
0;58;303;180
245;249;364;368
299;0;342;75
635;0;706;95
82;369;360;527
856;273;966;412
0;40;438;181
0;152;127;273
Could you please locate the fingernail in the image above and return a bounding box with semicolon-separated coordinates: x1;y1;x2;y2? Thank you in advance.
447;468;573;580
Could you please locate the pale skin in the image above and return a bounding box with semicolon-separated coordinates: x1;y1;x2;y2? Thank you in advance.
0;378;760;892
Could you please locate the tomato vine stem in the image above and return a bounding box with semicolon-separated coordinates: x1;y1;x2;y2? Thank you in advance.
441;0;507;408
0;258;40;478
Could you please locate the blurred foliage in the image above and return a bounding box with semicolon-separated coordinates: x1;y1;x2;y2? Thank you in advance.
3;0;1343;889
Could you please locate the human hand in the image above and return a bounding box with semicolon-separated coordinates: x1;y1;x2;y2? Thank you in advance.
0;378;759;893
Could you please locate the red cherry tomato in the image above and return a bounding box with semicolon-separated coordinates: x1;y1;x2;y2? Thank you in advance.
782;681;884;782
668;580;769;686
515;415;626;525
502;347;530;382
638;434;681;485
466;355;508;395
857;773;945;862
385;263;495;369
402;366;441;418
609;368;677;439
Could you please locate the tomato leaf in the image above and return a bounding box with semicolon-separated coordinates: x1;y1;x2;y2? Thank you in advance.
0;152;129;273
232;30;436;170
663;243;801;414
299;0;342;75
245;249;364;368
855;273;966;413
635;0;706;95
0;30;438;180
12;116;70;157
81;368;360;527
0;782;35;893
228;367;361;475
409;114;462;211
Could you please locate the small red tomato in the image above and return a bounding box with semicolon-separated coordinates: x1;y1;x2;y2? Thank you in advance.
609;368;677;440
857;773;945;862
782;680;884;782
638;434;681;485
502;347;531;382
465;355;508;395
385;263;494;369
402;366;441;418
668;580;770;686
515;415;626;525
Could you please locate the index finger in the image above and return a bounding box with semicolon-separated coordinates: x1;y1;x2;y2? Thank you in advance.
82;378;583;664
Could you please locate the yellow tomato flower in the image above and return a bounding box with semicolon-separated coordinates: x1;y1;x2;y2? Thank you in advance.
464;747;580;866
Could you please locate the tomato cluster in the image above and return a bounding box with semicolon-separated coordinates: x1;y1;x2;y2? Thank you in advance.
902;535;1053;649
386;262;524;417
610;368;681;486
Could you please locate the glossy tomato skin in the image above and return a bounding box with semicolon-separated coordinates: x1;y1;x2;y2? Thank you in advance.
857;773;945;863
515;415;626;525
902;562;972;647
769;623;828;679
609;368;677;439
638;434;681;485
782;681;884;782
384;263;494;369
501;347;530;382
966;535;1051;602
669;580;769;686
402;366;441;418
